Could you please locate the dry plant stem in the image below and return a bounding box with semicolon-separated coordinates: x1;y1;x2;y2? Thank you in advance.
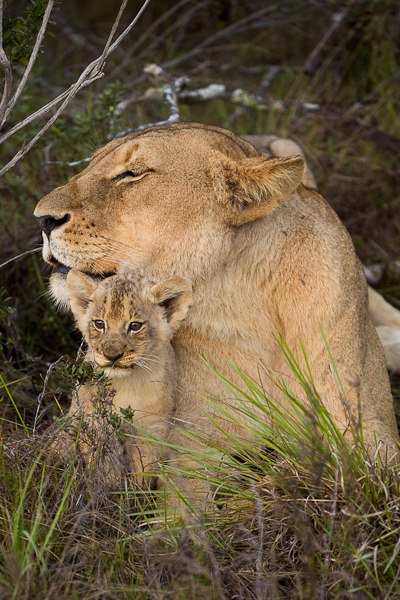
0;0;12;126
33;355;66;433
0;0;151;177
252;482;266;600
1;0;55;128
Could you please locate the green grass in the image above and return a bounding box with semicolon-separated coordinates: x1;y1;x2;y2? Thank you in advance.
1;350;399;598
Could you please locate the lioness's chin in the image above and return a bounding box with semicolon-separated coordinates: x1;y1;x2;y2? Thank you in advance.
49;271;71;312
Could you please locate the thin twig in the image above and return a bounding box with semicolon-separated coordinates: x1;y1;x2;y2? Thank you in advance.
0;0;13;125
304;9;348;74
0;247;41;270
1;0;55;128
96;0;129;68
45;156;92;168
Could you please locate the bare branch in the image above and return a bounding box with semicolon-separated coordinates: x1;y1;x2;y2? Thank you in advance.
0;71;103;177
0;0;13;125
0;87;72;146
1;0;55;128
0;0;151;178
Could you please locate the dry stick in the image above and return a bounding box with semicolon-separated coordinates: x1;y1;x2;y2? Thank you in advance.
0;0;13;125
114;1;294;100
1;0;55;128
285;8;348;108
0;0;151;178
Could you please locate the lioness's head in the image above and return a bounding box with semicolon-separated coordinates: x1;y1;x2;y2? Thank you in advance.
34;123;304;308
67;269;192;377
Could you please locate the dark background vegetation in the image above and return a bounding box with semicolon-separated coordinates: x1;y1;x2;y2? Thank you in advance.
0;1;400;598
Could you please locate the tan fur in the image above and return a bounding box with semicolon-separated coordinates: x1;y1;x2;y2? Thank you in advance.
66;269;192;485
368;287;400;371
35;122;399;504
247;134;400;372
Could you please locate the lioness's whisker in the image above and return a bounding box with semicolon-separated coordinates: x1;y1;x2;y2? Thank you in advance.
91;242;136;265
97;233;144;253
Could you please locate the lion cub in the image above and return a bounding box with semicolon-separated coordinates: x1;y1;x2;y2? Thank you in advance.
65;269;193;484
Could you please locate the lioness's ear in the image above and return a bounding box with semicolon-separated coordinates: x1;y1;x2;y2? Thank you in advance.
66;270;98;319
224;155;304;225
150;277;193;331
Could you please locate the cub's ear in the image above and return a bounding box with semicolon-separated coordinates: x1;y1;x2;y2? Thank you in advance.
66;270;98;319
223;155;304;225
150;277;193;331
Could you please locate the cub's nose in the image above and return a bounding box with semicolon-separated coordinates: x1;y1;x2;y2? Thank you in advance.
103;348;124;363
37;214;70;237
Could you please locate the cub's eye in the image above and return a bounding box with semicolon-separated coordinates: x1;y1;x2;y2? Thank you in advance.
93;319;105;331
128;321;144;333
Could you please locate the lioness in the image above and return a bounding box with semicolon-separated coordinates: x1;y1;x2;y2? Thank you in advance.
35;123;399;501
66;268;192;485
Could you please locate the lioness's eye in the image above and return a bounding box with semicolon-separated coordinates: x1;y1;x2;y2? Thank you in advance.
113;169;152;183
93;319;105;331
128;321;144;333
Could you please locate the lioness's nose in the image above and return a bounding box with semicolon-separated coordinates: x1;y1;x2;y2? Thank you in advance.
37;214;70;237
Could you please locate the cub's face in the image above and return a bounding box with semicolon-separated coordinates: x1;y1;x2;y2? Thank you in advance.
67;271;192;377
34;123;304;310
